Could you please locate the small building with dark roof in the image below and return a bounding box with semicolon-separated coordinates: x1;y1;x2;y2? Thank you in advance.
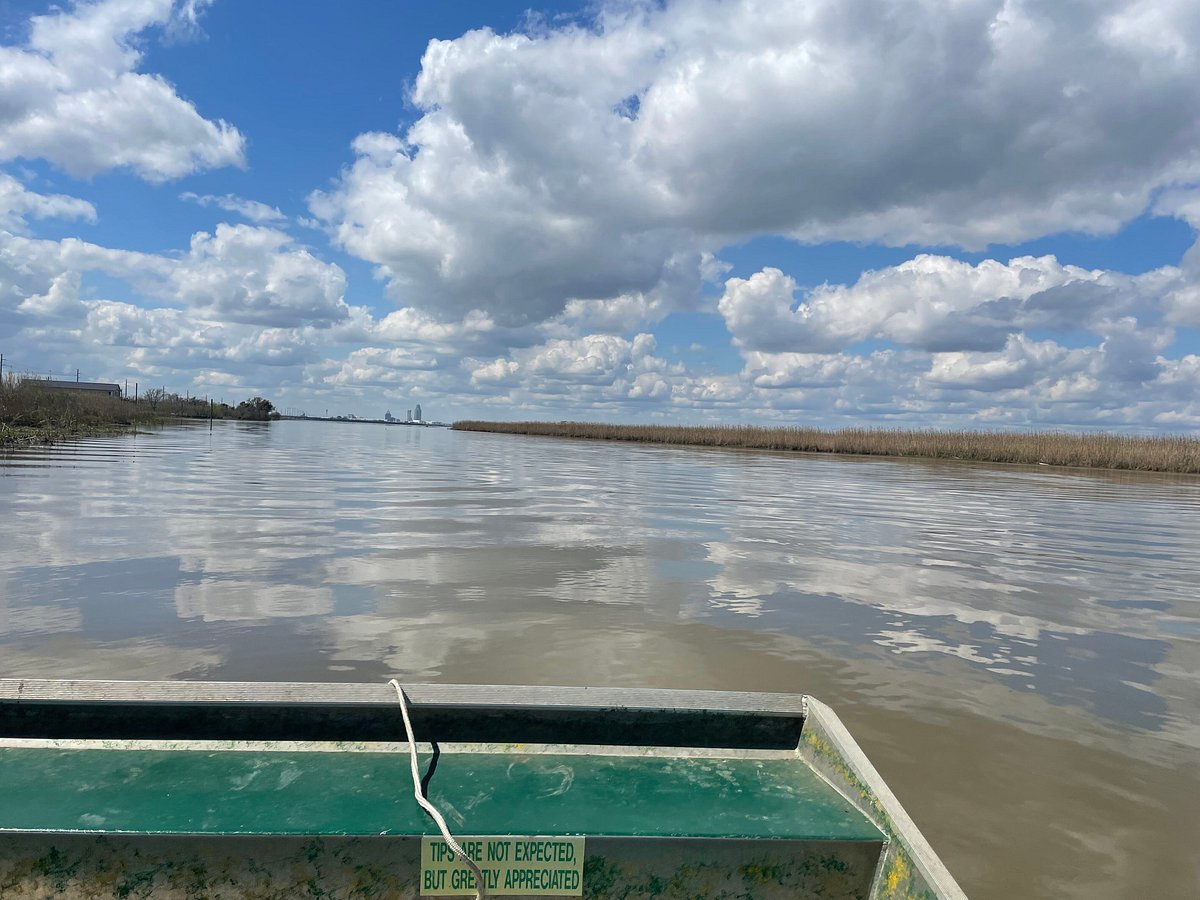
31;380;122;398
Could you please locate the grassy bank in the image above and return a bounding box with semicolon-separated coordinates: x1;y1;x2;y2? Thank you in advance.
0;378;163;448
1;380;281;448
452;420;1200;474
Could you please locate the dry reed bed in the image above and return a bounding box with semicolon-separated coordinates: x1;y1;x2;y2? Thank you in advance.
453;420;1200;474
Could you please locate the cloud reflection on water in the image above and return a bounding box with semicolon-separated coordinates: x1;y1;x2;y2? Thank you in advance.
0;423;1195;752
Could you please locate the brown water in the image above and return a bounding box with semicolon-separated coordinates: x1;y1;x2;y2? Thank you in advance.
1;419;1197;898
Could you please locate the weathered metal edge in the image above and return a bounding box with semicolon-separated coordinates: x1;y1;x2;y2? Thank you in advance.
799;698;967;899
0;736;793;760
0;679;808;715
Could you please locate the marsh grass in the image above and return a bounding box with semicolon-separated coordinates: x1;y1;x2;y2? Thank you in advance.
453;420;1200;474
0;377;161;447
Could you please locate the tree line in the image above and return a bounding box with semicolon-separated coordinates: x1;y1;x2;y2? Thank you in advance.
137;390;278;421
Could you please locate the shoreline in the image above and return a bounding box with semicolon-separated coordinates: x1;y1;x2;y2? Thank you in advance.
2;379;166;451
1;380;280;450
0;421;152;450
451;420;1200;474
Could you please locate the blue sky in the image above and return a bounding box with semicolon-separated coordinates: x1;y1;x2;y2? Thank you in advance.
2;0;1199;429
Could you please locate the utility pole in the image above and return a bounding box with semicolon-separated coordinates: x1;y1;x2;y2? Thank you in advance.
0;353;5;382
135;382;138;403
76;369;80;383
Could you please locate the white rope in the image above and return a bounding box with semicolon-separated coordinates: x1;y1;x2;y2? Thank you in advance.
389;679;487;899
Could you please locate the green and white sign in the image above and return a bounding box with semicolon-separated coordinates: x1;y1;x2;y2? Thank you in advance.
420;836;585;896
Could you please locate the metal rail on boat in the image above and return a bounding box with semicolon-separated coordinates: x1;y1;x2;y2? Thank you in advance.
0;680;808;747
0;680;966;899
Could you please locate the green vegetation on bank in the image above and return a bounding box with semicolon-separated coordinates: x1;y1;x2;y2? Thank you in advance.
136;389;277;421
452;420;1200;474
229;396;278;421
1;378;159;447
1;378;278;448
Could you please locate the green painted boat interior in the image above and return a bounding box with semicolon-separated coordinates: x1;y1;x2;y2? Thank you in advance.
0;745;882;842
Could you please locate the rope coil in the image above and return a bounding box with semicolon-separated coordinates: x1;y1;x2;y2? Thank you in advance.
389;679;487;898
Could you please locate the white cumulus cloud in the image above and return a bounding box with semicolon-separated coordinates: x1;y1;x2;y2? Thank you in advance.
0;0;245;181
170;224;349;328
717;254;1174;354
312;0;1200;328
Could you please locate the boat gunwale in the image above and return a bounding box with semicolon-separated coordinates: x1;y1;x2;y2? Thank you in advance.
0;679;809;715
0;736;799;759
0;679;809;750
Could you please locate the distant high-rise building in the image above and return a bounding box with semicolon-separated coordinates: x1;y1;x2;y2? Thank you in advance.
407;409;412;421
384;410;395;423
414;403;422;421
